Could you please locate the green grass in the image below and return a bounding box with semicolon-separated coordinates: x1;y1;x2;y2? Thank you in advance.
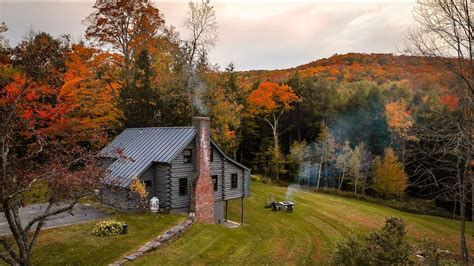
21;182;50;205
133;181;473;265
31;212;185;265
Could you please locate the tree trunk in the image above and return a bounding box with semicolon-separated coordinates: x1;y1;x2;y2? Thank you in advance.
338;163;345;190
354;177;358;195
457;153;469;264
460;198;468;264
316;141;325;188
273;128;279;181
472;175;474;237
316;160;322;188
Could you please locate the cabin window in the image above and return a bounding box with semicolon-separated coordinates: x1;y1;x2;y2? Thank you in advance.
231;173;238;189
212;175;218;191
210;148;214;162
179;178;188;196
144;180;152;188
183;149;192;163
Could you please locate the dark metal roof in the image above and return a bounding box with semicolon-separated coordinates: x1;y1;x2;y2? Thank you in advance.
100;127;195;187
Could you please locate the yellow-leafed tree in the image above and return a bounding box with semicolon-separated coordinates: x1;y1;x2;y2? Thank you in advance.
373;147;408;198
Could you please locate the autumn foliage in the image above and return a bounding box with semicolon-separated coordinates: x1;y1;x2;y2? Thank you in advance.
385;101;414;140
440;94;460;112
247;82;300;116
50;44;121;144
373;148;408;198
2;45;121;146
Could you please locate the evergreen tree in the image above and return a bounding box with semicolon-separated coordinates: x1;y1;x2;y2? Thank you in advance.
122;48;159;127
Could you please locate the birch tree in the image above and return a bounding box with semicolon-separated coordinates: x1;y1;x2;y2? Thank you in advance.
350;144;362;195
183;0;218;115
336;141;352;190
316;126;336;188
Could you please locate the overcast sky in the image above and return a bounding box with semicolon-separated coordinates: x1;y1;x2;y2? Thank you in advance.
0;1;416;70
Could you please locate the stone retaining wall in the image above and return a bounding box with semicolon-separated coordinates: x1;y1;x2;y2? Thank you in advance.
101;186;142;211
109;213;195;266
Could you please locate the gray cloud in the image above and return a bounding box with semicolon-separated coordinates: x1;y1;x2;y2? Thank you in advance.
0;1;415;70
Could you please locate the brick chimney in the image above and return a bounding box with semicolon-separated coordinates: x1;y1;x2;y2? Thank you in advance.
192;117;214;223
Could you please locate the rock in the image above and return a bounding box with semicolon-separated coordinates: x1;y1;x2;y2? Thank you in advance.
114;213;195;264
438;249;453;254
415;250;425;256
151;241;162;249
110;259;128;266
138;246;152;253
416;255;425;262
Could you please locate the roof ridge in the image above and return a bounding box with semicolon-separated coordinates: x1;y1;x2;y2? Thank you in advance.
126;126;195;130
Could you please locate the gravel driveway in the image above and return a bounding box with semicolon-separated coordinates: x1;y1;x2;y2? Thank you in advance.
0;203;108;235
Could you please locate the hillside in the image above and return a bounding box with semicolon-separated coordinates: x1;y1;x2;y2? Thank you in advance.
132;181;472;265
238;53;449;91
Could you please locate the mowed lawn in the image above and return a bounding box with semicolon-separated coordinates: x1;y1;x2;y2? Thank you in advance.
31;212;185;265
133;181;473;265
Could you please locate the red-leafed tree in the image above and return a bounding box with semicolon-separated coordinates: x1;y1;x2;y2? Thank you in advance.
0;71;105;265
0;35;116;264
248;82;300;180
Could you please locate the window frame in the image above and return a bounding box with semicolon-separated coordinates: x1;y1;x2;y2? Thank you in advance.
231;173;238;189
212;175;218;191
179;178;188;196
144;180;152;188
183;149;192;163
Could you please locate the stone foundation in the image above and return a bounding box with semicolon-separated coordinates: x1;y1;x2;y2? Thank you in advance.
100;186;142;211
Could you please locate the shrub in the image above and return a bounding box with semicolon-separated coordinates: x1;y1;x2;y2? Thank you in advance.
366;217;413;264
130;177;148;200
331;235;368;265
92;219;126;237
417;238;440;265
332;217;413;265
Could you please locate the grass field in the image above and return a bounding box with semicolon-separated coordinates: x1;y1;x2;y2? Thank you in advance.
132;181;473;265
31;212;185;265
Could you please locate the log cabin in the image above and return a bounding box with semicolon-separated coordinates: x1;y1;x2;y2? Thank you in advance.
98;117;250;224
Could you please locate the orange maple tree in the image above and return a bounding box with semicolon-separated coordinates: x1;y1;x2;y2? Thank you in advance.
2;44;121;146
47;44;122;145
385;101;414;140
247;82;300;179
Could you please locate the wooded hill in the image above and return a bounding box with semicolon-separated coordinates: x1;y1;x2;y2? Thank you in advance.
232;52;459;202
239;53;449;91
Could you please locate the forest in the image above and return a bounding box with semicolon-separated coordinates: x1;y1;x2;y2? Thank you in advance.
0;0;468;213
0;0;472;264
